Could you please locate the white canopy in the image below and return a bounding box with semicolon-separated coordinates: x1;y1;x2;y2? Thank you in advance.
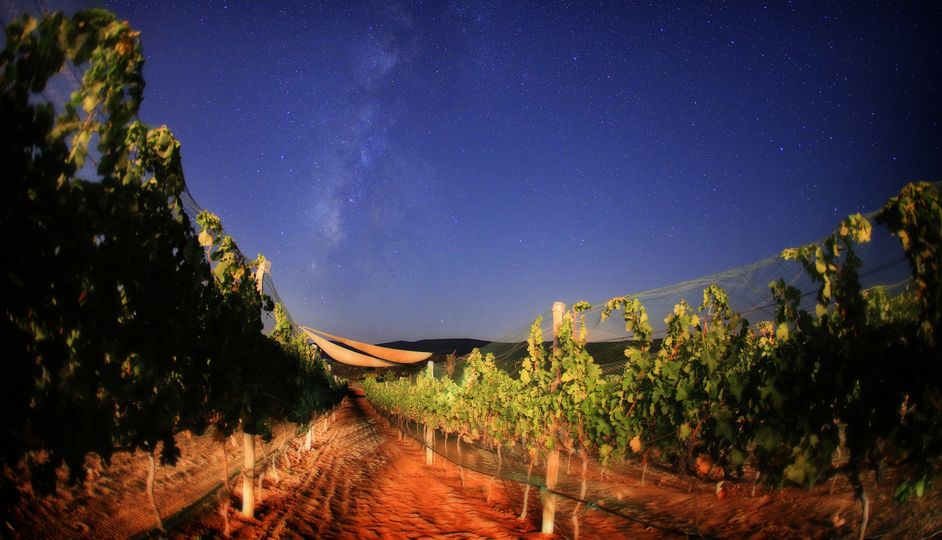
298;326;397;368
300;326;432;364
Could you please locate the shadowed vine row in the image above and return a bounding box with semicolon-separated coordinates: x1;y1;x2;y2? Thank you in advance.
0;9;345;530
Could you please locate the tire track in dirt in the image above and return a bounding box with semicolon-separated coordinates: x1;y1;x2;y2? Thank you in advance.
267;400;386;537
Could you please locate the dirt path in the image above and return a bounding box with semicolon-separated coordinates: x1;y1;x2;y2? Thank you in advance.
178;395;942;539
179;397;551;539
9;395;942;538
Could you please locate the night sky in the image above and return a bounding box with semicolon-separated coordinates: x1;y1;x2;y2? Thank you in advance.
39;2;942;340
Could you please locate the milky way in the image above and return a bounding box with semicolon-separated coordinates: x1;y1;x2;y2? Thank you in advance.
33;1;942;340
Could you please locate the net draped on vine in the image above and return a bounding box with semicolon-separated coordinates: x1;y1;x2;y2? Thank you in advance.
384;194;929;535
448;196;922;378
180;188;298;335
3;0;303;341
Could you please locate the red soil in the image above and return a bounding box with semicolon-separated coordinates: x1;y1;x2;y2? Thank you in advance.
6;396;942;539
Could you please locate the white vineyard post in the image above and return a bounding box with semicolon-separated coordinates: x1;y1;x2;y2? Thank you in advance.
254;258;271;294
241;432;255;518
542;300;565;534
240;248;269;519
552;301;565;351
425;424;434;465
425;359;435;465
542;450;561;534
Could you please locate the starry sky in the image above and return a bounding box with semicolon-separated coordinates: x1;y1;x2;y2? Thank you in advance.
26;1;942;341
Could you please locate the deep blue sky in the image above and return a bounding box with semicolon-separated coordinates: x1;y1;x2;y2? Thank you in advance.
62;1;942;340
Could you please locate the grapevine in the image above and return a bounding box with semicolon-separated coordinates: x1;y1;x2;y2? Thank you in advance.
365;182;942;540
0;9;344;526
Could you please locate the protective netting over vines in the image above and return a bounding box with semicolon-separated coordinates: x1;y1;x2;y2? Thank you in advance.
450;192;927;378
368;182;942;536
5;0;302;339
180;188;297;334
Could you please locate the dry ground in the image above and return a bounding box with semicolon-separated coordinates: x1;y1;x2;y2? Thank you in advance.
6;395;942;539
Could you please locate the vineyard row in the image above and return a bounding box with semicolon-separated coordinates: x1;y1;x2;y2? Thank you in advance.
1;10;347;530
365;181;942;538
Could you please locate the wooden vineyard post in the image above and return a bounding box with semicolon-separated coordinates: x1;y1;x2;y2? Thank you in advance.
552;300;565;351
542;445;561;534
254;258;271;294
242;432;255;518
240;263;267;519
304;421;314;451
240;264;270;517
541;301;565;534
425;359;435;465
425;424;434;465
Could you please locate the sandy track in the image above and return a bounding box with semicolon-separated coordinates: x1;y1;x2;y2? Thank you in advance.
187;397;543;539
11;394;941;539
183;395;942;539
